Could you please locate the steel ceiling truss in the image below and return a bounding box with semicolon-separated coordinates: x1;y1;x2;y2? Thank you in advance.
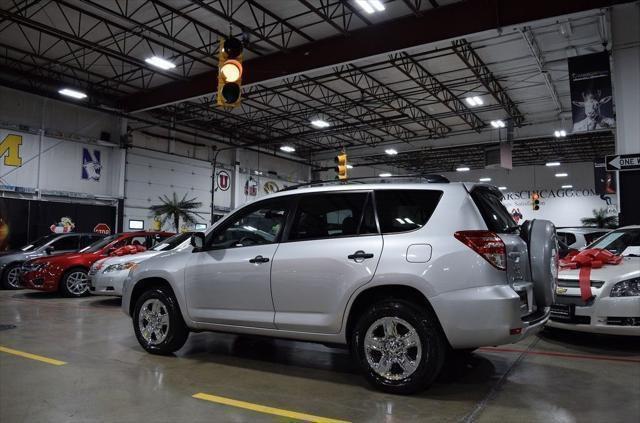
452;39;525;127
389;51;484;132
298;0;369;35
357;132;614;173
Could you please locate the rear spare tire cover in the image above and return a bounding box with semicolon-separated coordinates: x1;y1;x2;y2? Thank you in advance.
528;219;558;309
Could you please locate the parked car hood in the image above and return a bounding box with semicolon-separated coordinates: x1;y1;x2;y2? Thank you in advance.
559;257;640;283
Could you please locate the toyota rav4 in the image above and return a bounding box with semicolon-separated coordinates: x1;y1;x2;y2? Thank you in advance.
122;180;558;394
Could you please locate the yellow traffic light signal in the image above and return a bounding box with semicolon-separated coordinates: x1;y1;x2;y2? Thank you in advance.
216;37;243;107
335;151;348;180
531;191;540;211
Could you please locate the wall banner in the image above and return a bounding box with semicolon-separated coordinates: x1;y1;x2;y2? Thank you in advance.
568;52;615;132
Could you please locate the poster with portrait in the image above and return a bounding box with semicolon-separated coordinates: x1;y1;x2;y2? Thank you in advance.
568;52;615;132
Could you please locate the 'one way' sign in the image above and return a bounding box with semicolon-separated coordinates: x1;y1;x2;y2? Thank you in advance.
605;154;640;171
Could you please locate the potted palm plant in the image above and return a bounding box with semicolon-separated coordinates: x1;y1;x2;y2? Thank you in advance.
580;208;618;229
150;193;203;232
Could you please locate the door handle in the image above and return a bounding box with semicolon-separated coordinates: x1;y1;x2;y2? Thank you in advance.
348;251;374;260
249;255;270;264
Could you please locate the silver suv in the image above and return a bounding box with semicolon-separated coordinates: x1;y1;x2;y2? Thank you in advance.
122;180;557;394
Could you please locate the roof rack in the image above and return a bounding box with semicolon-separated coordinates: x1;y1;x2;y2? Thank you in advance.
281;174;449;192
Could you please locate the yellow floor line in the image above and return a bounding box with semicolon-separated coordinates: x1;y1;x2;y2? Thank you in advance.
193;392;350;423
0;345;67;366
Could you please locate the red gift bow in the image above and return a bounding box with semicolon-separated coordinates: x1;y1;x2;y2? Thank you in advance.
559;248;622;301
112;244;146;256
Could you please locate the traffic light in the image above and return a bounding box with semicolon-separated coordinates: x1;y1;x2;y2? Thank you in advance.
531;191;540;211
335;151;348;180
216;37;243;107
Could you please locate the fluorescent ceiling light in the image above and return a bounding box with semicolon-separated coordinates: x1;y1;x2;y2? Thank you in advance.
369;0;385;11
379;172;392;177
145;56;176;70
560;130;567;137
456;166;470;172
356;0;385;14
555;173;568;177
310;119;330;128
346;164;354;169
479;177;492;182
280;145;295;153
562;185;573;189
385;148;398;156
490;120;505;128
554;129;567;138
498;186;507;190
545;161;561;167
465;96;483;107
58;88;87;99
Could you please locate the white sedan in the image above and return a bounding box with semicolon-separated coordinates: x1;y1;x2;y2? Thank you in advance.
89;232;193;296
548;226;640;336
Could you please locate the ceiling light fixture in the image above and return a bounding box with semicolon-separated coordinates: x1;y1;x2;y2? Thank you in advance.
310;119;330;128
145;56;176;70
385;148;398;156
498;186;507;190
562;185;573;189
356;0;385;14
490;120;506;128
545;161;561;167
58;88;87;99
555;173;568;177
346;164;354;169
554;129;567;138
479;177;492;182
456;166;470;172
465;96;484;107
280;145;295;153
379;172;392;177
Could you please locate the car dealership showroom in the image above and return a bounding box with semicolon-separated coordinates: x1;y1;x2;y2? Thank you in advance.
1;0;639;422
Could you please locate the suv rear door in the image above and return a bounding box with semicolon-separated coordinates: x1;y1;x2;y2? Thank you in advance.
271;191;382;333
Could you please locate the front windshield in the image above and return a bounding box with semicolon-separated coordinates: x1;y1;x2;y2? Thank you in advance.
79;234;119;253
151;233;192;251
21;234;57;251
588;228;640;256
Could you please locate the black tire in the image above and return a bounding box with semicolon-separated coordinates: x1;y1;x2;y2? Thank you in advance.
59;268;90;297
1;263;22;290
351;299;446;395
132;287;189;355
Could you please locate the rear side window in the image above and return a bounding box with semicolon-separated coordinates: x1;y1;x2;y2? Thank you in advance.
374;190;442;234
288;192;376;241
470;187;518;233
557;232;576;246
50;235;79;251
584;232;607;245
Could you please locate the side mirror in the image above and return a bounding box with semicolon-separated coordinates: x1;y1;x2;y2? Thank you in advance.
45;246;55;255
190;232;206;251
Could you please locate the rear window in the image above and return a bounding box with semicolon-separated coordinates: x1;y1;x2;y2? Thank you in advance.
557;232;577;246
470;187;518;233
374;190;442;234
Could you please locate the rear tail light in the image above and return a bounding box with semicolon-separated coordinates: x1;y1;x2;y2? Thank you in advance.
454;230;506;270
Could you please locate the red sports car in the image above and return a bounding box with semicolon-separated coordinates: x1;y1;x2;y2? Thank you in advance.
21;231;174;297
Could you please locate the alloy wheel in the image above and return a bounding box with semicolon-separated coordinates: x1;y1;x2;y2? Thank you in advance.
6;267;21;288
138;299;170;345
66;271;89;295
364;316;423;381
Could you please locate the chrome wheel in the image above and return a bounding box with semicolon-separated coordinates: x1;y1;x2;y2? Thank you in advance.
138;299;170;345
364;316;422;381
66;271;88;295
6;266;21;288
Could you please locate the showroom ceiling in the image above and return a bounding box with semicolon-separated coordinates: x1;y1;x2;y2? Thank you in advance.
0;0;623;172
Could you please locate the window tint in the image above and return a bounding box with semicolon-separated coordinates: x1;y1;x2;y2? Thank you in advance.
50;235;79;251
289;192;375;241
470;187;518;233
557;232;576;246
209;199;289;249
375;190;442;234
80;235;103;248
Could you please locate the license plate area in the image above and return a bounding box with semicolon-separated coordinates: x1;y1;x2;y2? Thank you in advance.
550;303;574;320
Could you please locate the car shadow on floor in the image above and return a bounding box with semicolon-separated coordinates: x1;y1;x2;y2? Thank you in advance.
14;291;60;300
88;297;122;308
174;332;498;395
539;327;640;355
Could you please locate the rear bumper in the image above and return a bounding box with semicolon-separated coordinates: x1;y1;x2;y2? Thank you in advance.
430;284;549;349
